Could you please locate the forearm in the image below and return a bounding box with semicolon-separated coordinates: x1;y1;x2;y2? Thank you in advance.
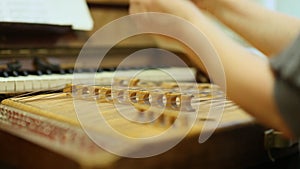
196;0;300;56
187;13;292;136
129;0;293;137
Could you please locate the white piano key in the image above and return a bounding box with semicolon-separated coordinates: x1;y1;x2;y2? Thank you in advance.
15;79;25;92
0;79;7;92
6;80;16;93
40;78;50;90
32;79;41;91
0;67;196;94
24;80;34;92
26;75;42;91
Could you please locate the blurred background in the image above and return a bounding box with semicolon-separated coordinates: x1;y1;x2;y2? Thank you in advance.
258;0;300;17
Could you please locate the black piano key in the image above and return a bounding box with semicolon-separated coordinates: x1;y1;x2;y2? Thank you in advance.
19;70;29;76
116;67;130;71
27;69;54;76
83;68;97;73
97;68;103;72
74;69;84;73
0;71;9;78
60;69;66;74
65;69;74;74
146;66;158;69
44;69;52;75
102;67;116;72
30;70;43;76
80;68;89;73
9;70;19;77
52;69;66;74
130;66;143;70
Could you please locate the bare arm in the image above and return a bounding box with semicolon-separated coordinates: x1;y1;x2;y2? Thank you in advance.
188;9;292;137
193;0;300;56
129;0;293;137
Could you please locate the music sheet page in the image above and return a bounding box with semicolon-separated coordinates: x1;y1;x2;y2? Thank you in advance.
0;0;93;30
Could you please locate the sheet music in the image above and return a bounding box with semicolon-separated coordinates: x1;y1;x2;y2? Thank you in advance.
0;0;93;31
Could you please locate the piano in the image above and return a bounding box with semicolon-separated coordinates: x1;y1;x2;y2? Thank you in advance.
0;0;204;94
0;1;298;169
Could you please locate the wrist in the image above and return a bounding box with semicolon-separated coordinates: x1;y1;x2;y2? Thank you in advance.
195;0;235;16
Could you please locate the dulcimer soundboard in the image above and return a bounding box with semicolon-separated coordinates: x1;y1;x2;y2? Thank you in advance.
0;77;275;169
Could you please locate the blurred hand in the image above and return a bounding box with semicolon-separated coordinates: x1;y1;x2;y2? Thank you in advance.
190;0;211;9
128;0;212;79
129;0;201;22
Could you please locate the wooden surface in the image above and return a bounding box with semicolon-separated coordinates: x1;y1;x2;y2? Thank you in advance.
0;3;156;49
0;81;276;169
0;122;271;169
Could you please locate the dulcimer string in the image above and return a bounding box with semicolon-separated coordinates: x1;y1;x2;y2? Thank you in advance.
7;78;237;126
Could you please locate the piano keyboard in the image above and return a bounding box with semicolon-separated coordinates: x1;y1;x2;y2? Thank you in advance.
0;67;196;94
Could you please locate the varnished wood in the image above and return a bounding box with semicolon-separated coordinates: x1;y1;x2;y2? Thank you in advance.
0;80;270;169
